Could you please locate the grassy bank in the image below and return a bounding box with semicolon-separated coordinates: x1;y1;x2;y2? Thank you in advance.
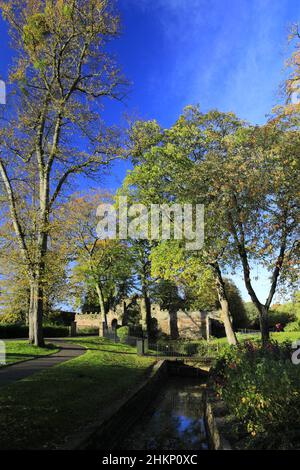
153;331;300;358
1;341;59;367
210;331;300;346
0;337;156;450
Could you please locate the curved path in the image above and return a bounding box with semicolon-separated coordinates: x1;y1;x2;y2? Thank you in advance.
0;340;86;388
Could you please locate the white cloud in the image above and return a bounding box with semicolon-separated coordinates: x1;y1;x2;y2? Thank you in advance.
123;0;300;123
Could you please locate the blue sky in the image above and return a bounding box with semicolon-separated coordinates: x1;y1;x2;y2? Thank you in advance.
0;0;299;303
117;0;297;124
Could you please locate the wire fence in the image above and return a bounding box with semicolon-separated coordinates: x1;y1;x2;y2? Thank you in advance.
103;328;225;359
237;328;260;335
103;328;141;347
146;340;222;359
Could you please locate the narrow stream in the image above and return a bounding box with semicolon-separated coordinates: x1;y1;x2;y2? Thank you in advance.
120;378;208;450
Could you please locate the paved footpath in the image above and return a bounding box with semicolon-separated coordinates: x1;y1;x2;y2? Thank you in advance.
0;340;86;388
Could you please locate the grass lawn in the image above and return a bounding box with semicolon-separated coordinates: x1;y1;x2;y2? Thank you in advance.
1;340;59;367
210;331;300;346
269;331;300;343
0;337;156;450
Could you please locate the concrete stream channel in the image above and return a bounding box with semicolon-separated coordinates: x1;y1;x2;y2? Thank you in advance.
64;360;226;451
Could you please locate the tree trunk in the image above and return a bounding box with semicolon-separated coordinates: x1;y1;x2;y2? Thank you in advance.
96;283;107;329
240;265;270;344
30;174;49;347
28;282;35;343
25;287;30;326
227;206;275;345
144;293;152;338
210;263;238;346
142;289;152;338
28;214;48;347
169;309;179;340
256;304;270;345
239;261;270;344
29;278;44;347
30;248;47;346
140;290;152;338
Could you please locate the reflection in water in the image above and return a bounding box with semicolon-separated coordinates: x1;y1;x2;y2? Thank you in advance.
120;378;208;450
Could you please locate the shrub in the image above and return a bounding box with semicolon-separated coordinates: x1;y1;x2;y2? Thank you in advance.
0;324;28;338
46;311;75;326
285;320;300;332
116;326;129;343
268;308;296;328
76;326;99;336
0;323;69;339
42;325;69;337
212;341;300;449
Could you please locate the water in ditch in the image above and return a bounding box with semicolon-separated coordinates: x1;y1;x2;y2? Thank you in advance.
119;378;208;450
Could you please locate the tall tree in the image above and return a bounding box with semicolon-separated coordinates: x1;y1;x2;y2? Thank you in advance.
122;112;239;345
151;279;184;339
0;0;127;345
0;189;69;322
282;24;300;114
64;193;133;329
117;183;158;338
123;106;299;344
150;241;246;339
174;107;299;344
130;240;156;337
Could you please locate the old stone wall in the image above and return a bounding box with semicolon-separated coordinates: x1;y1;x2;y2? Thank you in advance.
75;300;211;339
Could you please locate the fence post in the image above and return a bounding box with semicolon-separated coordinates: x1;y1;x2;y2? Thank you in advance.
136;339;144;356
99;321;106;337
69;321;77;337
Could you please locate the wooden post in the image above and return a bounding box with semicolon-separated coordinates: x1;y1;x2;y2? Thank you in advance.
69;321;77;337
99;320;106;337
206;315;211;343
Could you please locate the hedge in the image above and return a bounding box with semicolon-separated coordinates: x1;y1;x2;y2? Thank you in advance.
76;326;99;336
0;324;69;339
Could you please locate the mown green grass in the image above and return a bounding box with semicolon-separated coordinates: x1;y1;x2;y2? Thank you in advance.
0;337;156;450
178;331;300;358
210;331;300;346
269;331;300;343
1;340;59;367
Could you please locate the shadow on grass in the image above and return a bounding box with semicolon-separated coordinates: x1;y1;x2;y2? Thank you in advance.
6;353;41;359
57;345;85;352
0;356;155;450
69;339;138;355
83;347;136;355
